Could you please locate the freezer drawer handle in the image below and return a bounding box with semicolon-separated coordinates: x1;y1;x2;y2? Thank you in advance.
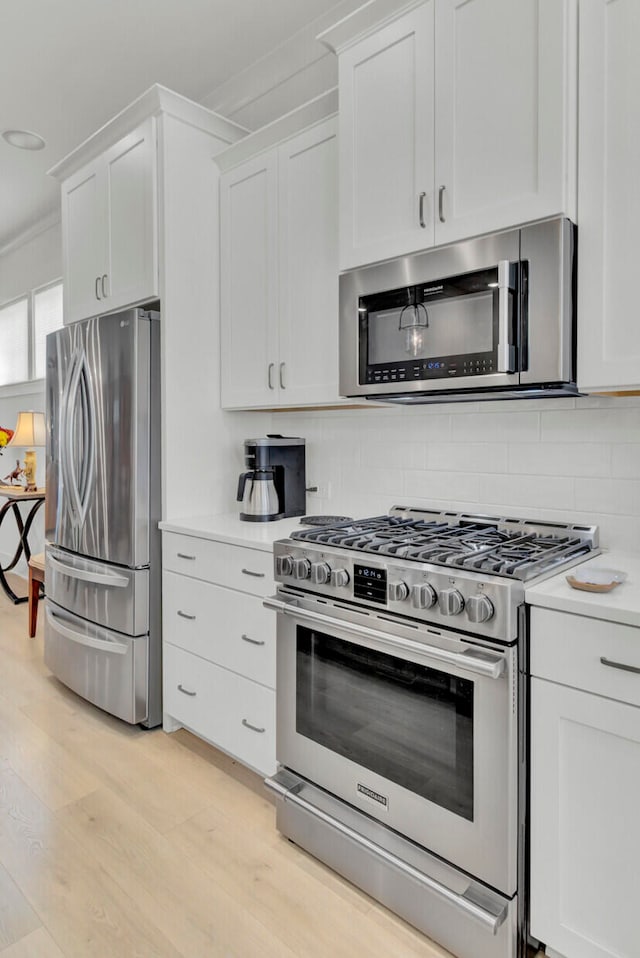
177;610;196;620
264;595;506;680
242;718;265;733
177;684;197;696
48;553;129;588
241;633;265;646
600;656;640;675
241;568;265;578
45;605;128;654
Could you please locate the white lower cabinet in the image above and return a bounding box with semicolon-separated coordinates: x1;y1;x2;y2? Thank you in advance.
530;608;640;958
162;531;276;776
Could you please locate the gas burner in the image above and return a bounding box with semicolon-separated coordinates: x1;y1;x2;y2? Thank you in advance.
291;508;598;582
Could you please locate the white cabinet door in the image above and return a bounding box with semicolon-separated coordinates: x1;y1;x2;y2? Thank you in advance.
278;118;340;405
435;0;575;245
61;119;158;324
62;164;106;324
338;2;435;269
530;677;640;958
577;0;640;394
103;119;158;315
220;152;279;408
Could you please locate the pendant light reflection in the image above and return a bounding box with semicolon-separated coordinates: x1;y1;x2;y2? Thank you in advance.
398;303;429;357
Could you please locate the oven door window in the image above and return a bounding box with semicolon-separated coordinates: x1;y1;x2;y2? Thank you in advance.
296;627;474;821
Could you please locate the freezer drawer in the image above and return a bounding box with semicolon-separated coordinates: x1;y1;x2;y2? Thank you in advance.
44;599;148;724
46;545;149;636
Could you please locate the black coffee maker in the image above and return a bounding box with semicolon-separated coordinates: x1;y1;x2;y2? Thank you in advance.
237;436;306;522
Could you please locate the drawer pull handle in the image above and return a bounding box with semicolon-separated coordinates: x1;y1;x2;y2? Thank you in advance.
241;568;265;578
177;552;196;560
600;656;640;675
177;610;196;620
242;718;265;734
241;633;265;646
177;684;197;696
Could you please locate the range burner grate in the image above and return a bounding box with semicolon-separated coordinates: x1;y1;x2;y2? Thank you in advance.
291;511;596;581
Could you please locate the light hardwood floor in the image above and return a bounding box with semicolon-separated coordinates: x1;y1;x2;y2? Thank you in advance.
0;586;542;958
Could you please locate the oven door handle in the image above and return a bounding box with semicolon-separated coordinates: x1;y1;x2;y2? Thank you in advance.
264;596;506;680
266;772;507;934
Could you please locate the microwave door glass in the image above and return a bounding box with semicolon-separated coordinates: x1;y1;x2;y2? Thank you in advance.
367;293;494;364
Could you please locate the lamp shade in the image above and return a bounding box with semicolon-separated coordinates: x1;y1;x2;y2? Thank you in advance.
8;411;46;447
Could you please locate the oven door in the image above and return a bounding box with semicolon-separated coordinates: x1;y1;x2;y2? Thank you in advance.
266;590;518;896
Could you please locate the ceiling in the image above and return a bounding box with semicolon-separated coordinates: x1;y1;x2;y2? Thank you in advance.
0;0;352;253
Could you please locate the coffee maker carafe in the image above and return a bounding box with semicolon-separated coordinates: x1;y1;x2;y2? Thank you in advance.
237;436;306;522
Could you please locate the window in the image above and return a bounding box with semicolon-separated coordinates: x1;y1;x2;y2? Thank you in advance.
34;283;63;380
0;280;63;387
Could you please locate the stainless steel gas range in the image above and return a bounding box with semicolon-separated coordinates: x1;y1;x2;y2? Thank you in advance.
264;507;599;958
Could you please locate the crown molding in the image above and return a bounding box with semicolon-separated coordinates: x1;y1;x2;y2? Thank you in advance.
47;84;249;182
318;0;425;53
0;209;61;259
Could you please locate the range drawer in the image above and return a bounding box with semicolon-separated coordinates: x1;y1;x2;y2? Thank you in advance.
162;532;273;595
530;608;640;707
163;571;275;687
163;643;276;776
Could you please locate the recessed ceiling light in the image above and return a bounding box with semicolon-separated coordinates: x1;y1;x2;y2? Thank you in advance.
2;129;46;151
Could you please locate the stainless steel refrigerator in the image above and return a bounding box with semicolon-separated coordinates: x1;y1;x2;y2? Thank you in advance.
44;306;162;727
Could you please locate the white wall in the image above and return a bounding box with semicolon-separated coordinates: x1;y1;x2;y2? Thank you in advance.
265;394;640;553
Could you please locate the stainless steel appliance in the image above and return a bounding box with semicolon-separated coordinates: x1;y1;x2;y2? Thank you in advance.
237;436;306;522
265;508;599;958
43;306;162;727
339;217;577;403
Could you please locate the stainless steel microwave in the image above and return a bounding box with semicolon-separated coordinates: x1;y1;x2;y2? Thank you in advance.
339;217;577;403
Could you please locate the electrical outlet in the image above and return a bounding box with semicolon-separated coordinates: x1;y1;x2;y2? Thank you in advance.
307;481;330;499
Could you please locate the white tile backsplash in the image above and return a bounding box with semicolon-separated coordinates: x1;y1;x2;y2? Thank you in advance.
248;395;640;551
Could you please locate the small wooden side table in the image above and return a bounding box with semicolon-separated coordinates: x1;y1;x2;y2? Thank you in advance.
0;485;45;604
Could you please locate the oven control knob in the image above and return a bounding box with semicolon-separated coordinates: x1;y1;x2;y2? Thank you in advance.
466;594;494;623
331;568;350;588
275;554;294;577
412;583;437;609
388;581;409;602
292;557;311;580
438;588;465;616
310;561;331;585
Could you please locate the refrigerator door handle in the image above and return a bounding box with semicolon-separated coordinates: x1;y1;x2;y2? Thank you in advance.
45;605;129;654
47;552;129;588
61;348;97;529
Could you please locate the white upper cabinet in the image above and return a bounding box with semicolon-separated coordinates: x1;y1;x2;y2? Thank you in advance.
338;3;436;267
61;119;158;324
434;0;575;245
277;120;340;406
577;0;640;394
219;111;341;409
220;152;279;409
329;0;577;270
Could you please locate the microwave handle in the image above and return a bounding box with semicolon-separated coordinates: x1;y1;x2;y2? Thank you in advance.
497;260;516;373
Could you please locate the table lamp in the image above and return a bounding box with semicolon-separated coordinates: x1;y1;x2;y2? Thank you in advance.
8;411;46;492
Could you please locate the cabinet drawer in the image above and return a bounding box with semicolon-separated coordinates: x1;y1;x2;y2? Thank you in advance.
162;532;273;595
163;572;275;687
530;608;640;707
163;643;276;776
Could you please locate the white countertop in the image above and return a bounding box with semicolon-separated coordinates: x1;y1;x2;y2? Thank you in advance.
158;512;314;552
525;551;640;627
